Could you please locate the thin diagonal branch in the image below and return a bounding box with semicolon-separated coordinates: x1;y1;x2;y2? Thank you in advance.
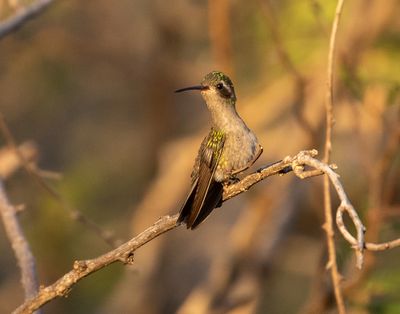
14;148;398;314
14;150;368;314
0;114;121;248
14;150;315;313
0;0;55;40
13;214;178;314
0;141;38;179
0;181;40;312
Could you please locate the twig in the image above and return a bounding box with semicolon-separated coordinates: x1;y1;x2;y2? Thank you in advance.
0;114;121;248
13;214;178;314
0;0;55;40
336;210;400;252
14;149;366;314
322;0;346;313
365;239;400;251
343;112;400;293
302;2;400;311
178;184;300;313
0;181;41;312
297;154;365;268
0;141;38;179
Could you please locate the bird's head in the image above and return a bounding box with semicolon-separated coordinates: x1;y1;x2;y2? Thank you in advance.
175;71;236;105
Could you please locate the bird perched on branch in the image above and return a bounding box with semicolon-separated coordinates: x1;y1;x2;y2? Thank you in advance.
175;71;263;229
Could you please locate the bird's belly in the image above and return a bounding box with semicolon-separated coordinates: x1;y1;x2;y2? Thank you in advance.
214;132;258;182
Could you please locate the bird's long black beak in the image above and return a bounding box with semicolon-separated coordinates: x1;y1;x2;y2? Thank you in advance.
175;85;208;93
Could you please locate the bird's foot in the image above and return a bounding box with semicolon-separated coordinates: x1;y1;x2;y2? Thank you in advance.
225;176;240;185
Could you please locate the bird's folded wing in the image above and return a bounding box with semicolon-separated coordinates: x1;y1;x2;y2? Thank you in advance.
178;131;225;229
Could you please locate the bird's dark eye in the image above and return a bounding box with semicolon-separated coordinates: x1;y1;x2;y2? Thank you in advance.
215;82;233;98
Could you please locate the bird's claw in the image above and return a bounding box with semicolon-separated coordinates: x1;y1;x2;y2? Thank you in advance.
225;175;240;185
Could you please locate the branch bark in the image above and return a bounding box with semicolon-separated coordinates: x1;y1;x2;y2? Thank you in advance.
13;149;369;314
0;0;55;40
13;214;178;314
0;114;121;248
322;0;346;313
0;181;40;312
0;141;38;179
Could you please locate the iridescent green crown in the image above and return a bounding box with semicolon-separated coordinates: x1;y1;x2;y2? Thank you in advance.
202;71;233;88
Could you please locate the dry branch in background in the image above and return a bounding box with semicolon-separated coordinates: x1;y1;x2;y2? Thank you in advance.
14;149;372;314
0;0;55;40
1;1;399;313
0;181;41;313
0;140;40;312
13;214;178;314
0;141;38;179
177;2;321;311
176;2;323;306
322;0;346;313
0;115;121;248
301;1;400;312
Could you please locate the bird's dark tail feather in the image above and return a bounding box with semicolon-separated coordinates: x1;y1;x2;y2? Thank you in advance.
178;180;223;229
177;181;197;226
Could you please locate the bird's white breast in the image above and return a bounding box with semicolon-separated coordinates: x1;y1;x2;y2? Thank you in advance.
214;126;259;182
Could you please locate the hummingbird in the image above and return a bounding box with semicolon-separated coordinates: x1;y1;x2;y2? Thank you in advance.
175;71;263;229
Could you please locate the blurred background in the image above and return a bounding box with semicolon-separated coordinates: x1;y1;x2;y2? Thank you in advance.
0;0;399;313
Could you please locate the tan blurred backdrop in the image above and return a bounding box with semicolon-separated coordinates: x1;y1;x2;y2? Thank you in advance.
0;0;399;313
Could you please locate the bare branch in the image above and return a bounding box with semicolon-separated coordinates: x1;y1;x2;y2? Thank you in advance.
0;141;38;179
0;0;55;40
296;153;366;268
0;114;121;248
322;0;346;313
14;149;364;314
10;141;396;313
13;214;179;314
365;239;400;251
337;209;400;252
0;181;40;310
